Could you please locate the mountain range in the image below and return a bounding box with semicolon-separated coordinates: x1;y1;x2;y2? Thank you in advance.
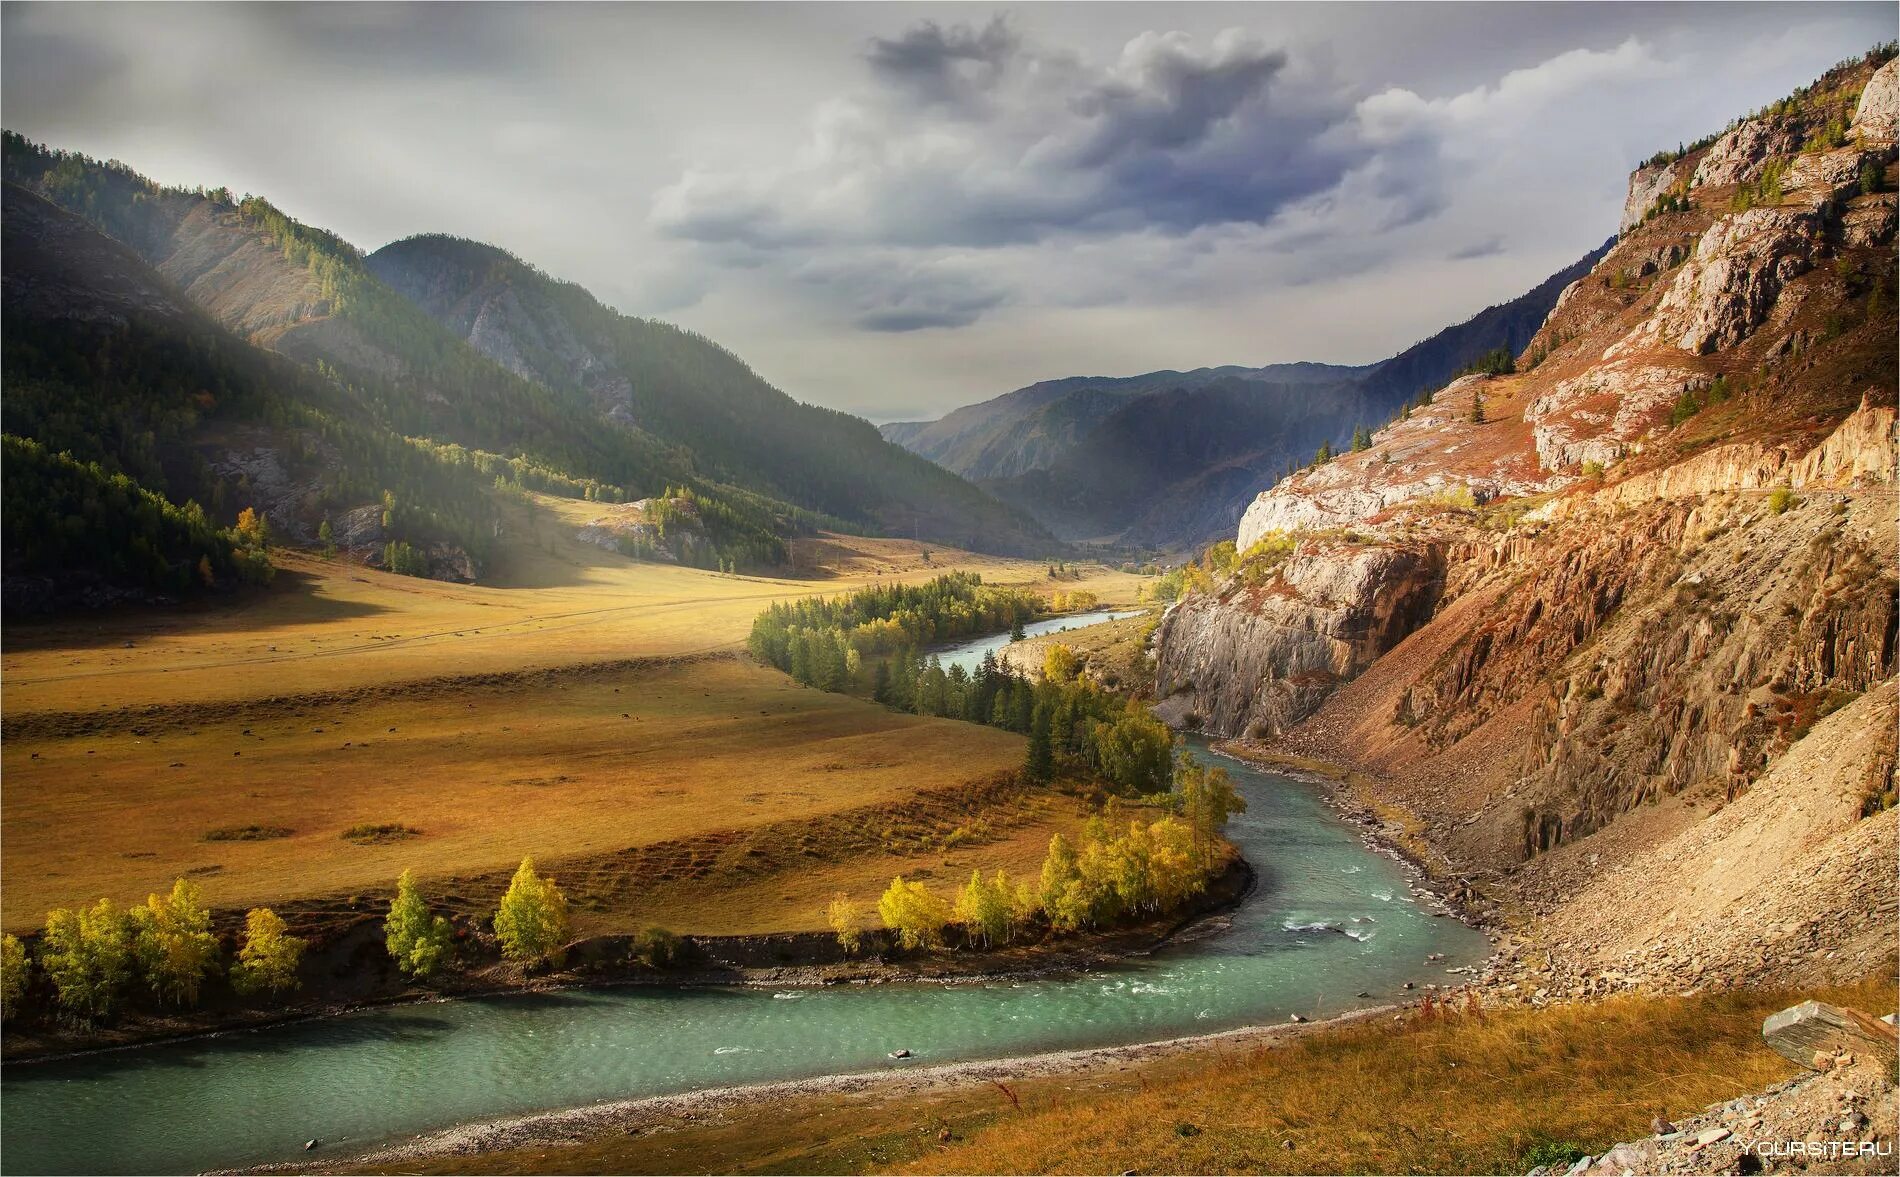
881;246;1609;547
0;132;1055;606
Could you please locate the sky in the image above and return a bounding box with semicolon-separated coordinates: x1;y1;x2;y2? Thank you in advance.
3;3;1891;422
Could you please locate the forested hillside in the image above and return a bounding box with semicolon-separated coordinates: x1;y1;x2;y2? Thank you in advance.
0;134;1055;590
366;236;1053;553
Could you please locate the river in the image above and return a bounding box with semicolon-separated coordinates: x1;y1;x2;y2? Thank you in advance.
0;615;1488;1175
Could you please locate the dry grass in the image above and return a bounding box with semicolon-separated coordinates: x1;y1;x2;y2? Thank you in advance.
365;977;1896;1176
905;976;1897;1176
1;501;1146;718
0;658;1046;932
2;509;1144;933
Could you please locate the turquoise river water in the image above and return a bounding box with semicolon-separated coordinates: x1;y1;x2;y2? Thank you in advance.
0;618;1488;1175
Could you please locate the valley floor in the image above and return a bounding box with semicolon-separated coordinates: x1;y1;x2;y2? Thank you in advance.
0;522;1151;1055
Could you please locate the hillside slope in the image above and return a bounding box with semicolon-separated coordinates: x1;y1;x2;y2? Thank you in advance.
364;235;1052;554
1;136;1053;559
882;248;1607;547
1154;48;1899;989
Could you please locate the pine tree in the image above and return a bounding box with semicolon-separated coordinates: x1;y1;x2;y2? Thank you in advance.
318;517;336;557
1470;389;1487;425
1025;701;1055;781
1351;425;1372;452
1010;616;1026;642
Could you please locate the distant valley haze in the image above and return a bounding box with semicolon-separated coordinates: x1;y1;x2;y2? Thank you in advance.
2;0;1891;421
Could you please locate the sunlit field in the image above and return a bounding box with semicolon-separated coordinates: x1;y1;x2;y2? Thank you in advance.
1;499;1141;932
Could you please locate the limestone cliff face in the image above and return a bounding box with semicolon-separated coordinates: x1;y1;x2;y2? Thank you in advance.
1152;544;1444;738
1158;51;1898;936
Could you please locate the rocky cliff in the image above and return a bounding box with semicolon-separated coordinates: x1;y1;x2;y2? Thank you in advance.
1155;50;1899;989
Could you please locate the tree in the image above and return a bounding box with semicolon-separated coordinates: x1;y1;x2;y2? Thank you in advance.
385;869;455;978
318;517;336;557
1;934;27;1020
234;506;270;549
1176;753;1247;869
1043;644;1081;684
877;877;952;950
1312;439;1334;467
1351;425;1372;452
40;899;131;1025
1009;616;1027;642
954;870;1012;948
1024;701;1055;782
1470;389;1487;425
130;878;220;1006
493;858;570;967
1038;834;1086;931
231;908;305;995
827;893;867;955
1092;712;1175;794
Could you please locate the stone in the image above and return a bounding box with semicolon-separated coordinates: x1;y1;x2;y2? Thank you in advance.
1762;1001;1899;1070
1694;1127;1731;1147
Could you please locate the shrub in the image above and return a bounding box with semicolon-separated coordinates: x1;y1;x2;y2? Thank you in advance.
343;823;420;843
632;927;684;968
1768;485;1797;514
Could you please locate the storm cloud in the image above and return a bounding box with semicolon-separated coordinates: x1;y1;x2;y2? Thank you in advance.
2;2;1890;419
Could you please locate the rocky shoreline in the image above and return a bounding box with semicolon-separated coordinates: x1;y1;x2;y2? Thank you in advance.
236;1000;1404;1174
2;856;1257;1066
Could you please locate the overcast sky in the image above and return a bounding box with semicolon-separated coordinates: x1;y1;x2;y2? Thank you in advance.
4;2;1890;421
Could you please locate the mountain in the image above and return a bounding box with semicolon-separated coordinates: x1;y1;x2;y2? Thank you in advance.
0;181;513;603
363;234;1051;554
881;362;1369;482
1154;49;1897;993
881;251;1609;548
0;134;1055;568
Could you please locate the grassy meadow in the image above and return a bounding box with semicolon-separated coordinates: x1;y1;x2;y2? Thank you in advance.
1;497;1143;934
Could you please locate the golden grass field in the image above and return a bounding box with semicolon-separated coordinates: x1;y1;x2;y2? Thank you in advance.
1;495;1144;933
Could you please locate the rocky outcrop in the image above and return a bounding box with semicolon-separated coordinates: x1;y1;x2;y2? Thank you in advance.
572;497;708;564
1854;57;1898;142
1152;543;1444;738
1635;205;1818;354
1620;160;1684;234
1528;362;1705;472
1692;118;1806;189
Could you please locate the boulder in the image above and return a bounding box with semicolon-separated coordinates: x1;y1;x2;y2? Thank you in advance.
1761;1001;1899;1070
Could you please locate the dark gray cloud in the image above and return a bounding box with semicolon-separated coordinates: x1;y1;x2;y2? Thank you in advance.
654;20;1366;250
3;2;1892;420
1450;237;1508;261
